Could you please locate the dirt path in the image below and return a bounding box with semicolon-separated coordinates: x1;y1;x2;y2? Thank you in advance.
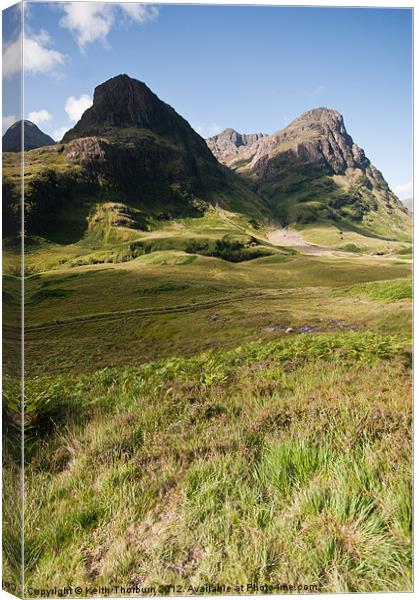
266;228;334;256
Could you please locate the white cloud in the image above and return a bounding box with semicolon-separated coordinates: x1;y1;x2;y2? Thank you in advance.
3;34;22;78
395;180;413;198
3;28;65;78
24;32;65;76
65;94;93;122
3;115;17;133
53;126;70;142
28;109;52;126
194;123;222;138
59;3;114;52
120;4;159;23
59;4;159;51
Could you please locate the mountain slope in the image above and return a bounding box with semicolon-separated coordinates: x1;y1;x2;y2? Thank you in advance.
2;120;55;152
59;74;265;222
3;75;266;242
207;108;411;242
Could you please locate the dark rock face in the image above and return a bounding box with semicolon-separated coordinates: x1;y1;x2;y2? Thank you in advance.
62;74;220;174
63;74;210;157
60;75;229;204
4;74;266;242
2;120;55;152
63;74;176;136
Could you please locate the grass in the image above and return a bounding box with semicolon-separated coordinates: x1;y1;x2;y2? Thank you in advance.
20;254;411;377
296;223;412;252
28;287;75;305
2;200;413;594
344;279;412;303
10;332;411;594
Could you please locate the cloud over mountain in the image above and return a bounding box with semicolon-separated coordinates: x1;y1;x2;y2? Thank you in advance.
65;94;93;122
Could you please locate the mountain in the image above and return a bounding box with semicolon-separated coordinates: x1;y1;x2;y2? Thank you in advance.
3;75;265;240
2;120;55;152
63;74;207;143
207;108;411;240
2;79;411;248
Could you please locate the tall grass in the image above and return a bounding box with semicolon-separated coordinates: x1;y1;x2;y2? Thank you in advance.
6;332;410;594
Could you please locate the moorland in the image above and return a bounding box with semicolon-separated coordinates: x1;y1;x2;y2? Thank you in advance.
2;74;412;594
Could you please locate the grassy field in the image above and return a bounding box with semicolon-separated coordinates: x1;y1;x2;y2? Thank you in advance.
2;207;413;595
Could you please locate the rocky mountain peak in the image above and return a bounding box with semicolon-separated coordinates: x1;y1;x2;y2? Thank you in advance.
291;106;343;124
62;74;193;143
89;74;161;126
281;107;347;141
268;106;369;176
205;106;407;232
208;106;371;178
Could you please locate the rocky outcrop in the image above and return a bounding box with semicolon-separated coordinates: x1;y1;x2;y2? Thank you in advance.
207;128;266;162
2;120;55;152
65;137;108;164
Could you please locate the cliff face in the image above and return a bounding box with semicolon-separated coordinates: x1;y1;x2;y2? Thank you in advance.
59;75;266;218
62;74;212;161
2;120;55;152
207;108;410;236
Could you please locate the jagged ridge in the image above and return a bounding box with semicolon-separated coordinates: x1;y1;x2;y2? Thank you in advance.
207;108;410;239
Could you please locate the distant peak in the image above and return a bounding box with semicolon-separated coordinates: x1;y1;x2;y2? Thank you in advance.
7;119;38;130
206;128;239;141
222;127;240;136
3;119;55;152
207;128;266;150
292;107;343;125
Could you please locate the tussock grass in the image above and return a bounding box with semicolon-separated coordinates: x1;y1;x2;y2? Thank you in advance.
13;332;411;594
345;279;412;302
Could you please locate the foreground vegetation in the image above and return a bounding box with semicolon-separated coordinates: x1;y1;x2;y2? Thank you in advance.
5;332;407;593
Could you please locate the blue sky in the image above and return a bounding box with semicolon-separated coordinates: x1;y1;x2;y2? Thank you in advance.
2;2;413;198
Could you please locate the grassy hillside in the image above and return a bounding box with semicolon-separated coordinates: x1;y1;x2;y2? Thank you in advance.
245;167;412;243
3;330;411;593
2;130;267;245
2;238;412;595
